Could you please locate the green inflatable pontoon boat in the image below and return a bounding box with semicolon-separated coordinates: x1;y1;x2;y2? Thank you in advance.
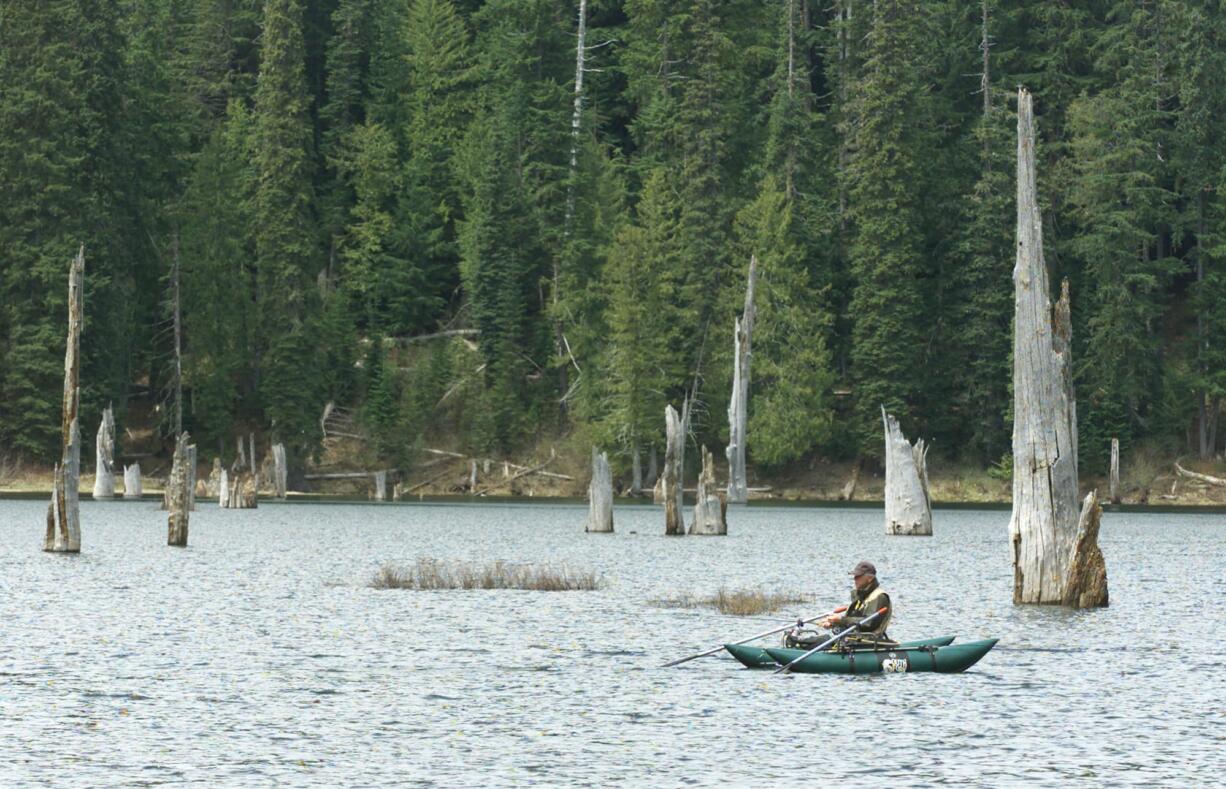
725;635;957;669
762;638;999;674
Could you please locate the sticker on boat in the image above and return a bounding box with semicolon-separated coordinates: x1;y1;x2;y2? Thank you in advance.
881;654;908;673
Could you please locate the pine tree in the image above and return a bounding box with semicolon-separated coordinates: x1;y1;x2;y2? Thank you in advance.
1170;0;1226;458
0;0;130;458
253;0;324;452
843;0;935;455
603;169;679;463
947;0;1015;464
1068;1;1178;468
732;0;836;467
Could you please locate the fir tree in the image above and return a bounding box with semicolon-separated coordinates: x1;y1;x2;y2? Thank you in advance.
843;0;935;455
253;0;324;452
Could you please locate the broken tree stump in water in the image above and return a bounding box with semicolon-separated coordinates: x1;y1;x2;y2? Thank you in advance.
218;468;229;507
167;432;190;546
689;445;727;535
1109;438;1120;504
123;463;142;498
205;457;223;499
45;246;85;554
1009;88;1107;608
882;407;932;536
272;443;287;499
225;434;258;509
93;404;115;499
585;448;614;533
187;443;197;511
726;255;758;505
663;405;684;535
1063;491;1109;608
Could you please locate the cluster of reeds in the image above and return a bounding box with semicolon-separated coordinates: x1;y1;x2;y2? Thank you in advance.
371;558;601;591
650;587;812;616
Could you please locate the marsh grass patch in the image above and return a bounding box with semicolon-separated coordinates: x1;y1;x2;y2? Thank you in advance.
371;558;601;591
650;587;813;616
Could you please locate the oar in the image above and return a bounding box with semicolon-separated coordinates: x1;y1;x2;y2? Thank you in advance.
773;606;888;675
661;606;847;668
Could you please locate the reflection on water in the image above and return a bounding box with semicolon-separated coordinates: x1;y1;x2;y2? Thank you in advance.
1;500;1223;785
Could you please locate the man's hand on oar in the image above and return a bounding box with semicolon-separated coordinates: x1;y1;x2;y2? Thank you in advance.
662;606;847;668
773;606;888;675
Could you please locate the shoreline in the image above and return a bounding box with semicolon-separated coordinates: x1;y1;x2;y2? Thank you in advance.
2;488;1224;513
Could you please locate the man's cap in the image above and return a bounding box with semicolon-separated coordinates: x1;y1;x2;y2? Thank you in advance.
850;560;877;577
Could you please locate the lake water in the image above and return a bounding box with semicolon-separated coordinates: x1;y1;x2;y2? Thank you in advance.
1;499;1223;786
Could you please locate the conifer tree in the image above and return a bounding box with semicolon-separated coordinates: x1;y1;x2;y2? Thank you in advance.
253;0;323;452
603;169;680;464
947;0;1015;463
1068;2;1177;467
843;0;935;454
732;0;836;466
0;0;129;458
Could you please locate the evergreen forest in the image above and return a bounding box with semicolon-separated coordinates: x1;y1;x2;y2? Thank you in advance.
2;0;1224;481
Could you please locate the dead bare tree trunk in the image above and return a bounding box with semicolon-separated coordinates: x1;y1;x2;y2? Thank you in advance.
840;460;861;502
218;468;229;507
585;448;614;533
206;457;223;499
123;463;142;498
882;407;932;536
1064;491;1109;607
45;246;84;553
225;434;258;509
272;443;287;499
690;445;727;535
167;432;190;546
187;443;197;511
726;255;758;504
1010;88;1107;608
1109;438;1121;504
373;470;388;501
630;444;643;496
663;405;684;535
93;404;115;499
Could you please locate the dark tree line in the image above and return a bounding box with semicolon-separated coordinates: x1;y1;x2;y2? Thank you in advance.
1;0;1223;475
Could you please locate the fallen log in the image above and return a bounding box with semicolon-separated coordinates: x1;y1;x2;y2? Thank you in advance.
1174;459;1226;487
473;451;557;495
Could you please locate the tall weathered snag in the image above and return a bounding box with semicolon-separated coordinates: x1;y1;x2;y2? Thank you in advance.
663;405;684;535
45;247;84;553
167;432;191;546
272;443;288;498
1109;438;1120;504
726;255;757;504
882;407;932;536
690;445;727;535
585;448;614;533
93;404;115;499
1010;89;1107;608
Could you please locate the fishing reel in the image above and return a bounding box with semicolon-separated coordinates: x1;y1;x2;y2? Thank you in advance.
782;620;827;650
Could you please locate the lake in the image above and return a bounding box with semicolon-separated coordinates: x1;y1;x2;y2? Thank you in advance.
1;499;1223;786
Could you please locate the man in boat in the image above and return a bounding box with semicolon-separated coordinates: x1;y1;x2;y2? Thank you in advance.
816;560;892;646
